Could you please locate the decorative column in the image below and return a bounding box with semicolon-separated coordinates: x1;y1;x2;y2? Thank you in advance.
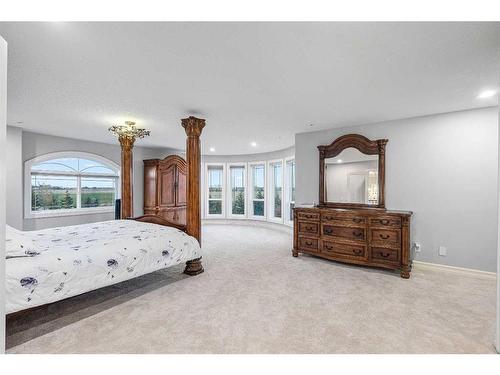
182;116;205;275
119;136;135;219
109;121;150;219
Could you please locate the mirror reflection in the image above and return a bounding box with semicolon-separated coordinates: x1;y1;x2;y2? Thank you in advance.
325;147;379;205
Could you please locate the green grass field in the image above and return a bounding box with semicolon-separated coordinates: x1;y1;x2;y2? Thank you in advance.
32;189;114;210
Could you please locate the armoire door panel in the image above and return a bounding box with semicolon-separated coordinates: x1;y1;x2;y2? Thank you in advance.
143;162;158;210
144;155;187;226
159;165;176;207
177;169;187;206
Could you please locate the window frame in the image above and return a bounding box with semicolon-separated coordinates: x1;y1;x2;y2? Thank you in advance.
226;162;247;219
267;158;284;224
284;157;296;227
24;151;120;219
247;161;267;221
204;162;226;219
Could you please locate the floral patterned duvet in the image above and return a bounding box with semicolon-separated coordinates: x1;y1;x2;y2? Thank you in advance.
5;220;201;313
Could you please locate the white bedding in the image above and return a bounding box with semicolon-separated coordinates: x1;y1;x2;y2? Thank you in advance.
5;220;201;314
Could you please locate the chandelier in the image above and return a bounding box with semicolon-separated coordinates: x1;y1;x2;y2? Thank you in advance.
108;121;150;140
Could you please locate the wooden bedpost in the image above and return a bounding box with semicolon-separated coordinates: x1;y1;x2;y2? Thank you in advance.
119;136;135;219
182;116;205;275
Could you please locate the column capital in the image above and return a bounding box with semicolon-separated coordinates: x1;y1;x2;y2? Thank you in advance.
182;116;206;137
118;135;136;149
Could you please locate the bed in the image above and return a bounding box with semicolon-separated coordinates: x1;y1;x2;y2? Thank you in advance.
5;220;200;314
5;116;206;315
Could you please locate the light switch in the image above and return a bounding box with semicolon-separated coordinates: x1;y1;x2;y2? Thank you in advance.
438;246;447;256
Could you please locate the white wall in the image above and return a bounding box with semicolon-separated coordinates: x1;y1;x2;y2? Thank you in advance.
0;35;7;354
20;131;167;230
6;126;22;229
296;107;498;272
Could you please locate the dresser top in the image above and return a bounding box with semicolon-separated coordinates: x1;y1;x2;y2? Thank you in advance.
294;206;412;216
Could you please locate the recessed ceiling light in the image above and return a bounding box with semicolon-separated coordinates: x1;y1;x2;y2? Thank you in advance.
337;159;342;163
209;147;215;152
309;124;315;127
477;89;497;99
251;142;257;147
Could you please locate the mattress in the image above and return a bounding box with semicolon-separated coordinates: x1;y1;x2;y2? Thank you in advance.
5;220;201;314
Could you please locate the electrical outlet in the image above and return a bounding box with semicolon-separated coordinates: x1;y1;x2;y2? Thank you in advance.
413;242;421;253
438;246;447;256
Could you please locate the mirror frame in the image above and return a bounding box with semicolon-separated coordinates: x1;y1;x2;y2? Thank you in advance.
318;134;388;209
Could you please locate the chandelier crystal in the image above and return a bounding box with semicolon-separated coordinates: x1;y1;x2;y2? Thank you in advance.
108;121;150;140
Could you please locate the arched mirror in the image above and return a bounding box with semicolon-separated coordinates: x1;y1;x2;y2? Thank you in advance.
318;134;387;209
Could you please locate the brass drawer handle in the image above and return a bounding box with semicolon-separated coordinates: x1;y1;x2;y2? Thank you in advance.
305;240;313;246
380;219;390;225
305;214;316;219
324;227;333;234
352;218;363;223
305;225;315;231
352;231;363;238
325;244;334;251
379;251;391;258
379;234;391;240
325;216;334;220
352;248;363;255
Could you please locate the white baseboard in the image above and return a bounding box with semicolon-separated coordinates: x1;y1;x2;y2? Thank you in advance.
202;219;293;234
413;260;496;279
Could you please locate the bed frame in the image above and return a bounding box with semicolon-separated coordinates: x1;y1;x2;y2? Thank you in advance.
127;116;205;276
6;117;206;321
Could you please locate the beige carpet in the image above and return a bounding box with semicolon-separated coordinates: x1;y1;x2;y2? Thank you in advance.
6;223;497;353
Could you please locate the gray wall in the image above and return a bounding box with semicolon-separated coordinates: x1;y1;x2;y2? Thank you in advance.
6;126;22;229
202;146;294;164
18;131;167;230
497;102;500;352
296;107;498;272
0;35;7;354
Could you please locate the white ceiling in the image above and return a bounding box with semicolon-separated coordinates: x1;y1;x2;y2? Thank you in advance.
0;22;499;155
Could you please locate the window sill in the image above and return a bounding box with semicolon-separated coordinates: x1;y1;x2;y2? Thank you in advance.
25;207;115;219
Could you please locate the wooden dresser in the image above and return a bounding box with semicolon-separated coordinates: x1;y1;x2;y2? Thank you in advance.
143;155;187;225
293;207;412;278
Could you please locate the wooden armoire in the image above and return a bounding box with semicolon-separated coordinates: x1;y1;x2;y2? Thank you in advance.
143;155;187;225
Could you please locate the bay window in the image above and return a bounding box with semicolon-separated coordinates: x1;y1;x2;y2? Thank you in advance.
249;162;266;219
206;164;225;217
203;157;293;225
268;160;283;222
227;164;246;218
284;158;295;225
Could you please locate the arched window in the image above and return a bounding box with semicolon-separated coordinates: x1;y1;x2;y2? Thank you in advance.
25;152;120;218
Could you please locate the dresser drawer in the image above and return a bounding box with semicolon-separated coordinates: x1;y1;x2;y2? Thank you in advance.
322;240;366;258
321;213;365;226
371;228;400;245
298;236;319;252
297;211;320;221
370;246;400;263
323;225;365;242
369;216;402;228
298;221;319;236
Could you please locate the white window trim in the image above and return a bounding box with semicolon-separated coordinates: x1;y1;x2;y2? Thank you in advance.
226;162;247;219
247;161;267;221
205;163;226;219
267;159;284;224
284;157;295;227
24;151;120;219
